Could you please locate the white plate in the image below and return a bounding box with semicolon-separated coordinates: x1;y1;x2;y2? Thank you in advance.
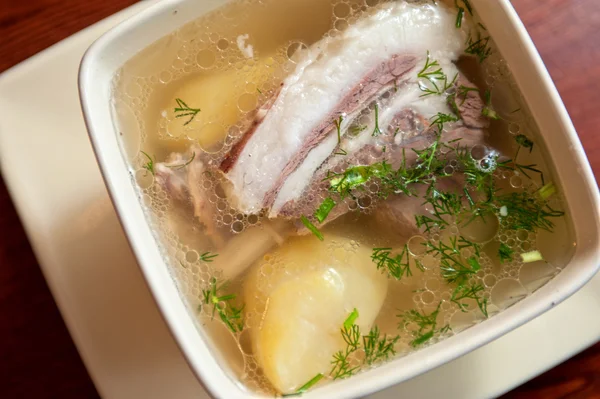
1;2;599;399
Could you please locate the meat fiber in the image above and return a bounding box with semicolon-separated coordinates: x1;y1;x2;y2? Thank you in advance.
220;1;467;215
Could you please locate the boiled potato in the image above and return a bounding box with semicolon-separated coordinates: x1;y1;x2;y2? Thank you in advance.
244;235;387;394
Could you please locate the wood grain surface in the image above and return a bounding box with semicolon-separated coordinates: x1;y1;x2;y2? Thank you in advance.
0;0;598;398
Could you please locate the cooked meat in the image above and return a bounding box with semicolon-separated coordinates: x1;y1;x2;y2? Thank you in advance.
155;148;226;248
219;1;466;215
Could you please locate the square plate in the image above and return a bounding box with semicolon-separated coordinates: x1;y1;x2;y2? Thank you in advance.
1;1;599;398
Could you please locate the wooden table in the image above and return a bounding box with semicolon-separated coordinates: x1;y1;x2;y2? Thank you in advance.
0;0;598;398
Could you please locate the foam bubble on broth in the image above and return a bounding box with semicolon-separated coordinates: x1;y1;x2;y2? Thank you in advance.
111;0;576;394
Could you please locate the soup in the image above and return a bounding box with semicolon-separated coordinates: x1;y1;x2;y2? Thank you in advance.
112;0;575;395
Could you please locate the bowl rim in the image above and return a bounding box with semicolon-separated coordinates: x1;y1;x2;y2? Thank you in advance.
78;0;600;398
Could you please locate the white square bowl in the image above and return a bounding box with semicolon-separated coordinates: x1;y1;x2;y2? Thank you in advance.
79;0;600;397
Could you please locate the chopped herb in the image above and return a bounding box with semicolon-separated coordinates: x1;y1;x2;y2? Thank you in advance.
478;22;488;31
256;88;262;94
174;98;201;126
417;51;458;97
344;308;360;330
349;124;367;136
455;7;465;28
451;282;488;317
426;236;481;285
371;245;419;280
335;148;348;156
200;277;244;333
496;189;564;232
141;151;155;176
301;215;324;241
326;162;391;199
457;85;480;104
399;304;449;347
430;112;459;134
363;326;399;365
282;374;324;397
372;104;383;137
331;310;361;379
315;197;336;223
538;182;557;200
515;134;534;156
199;252;218;262
415;189;463;233
465;33;492;63
482;89;500;120
498;243;514;263
521;250;544;263
166;151;196;170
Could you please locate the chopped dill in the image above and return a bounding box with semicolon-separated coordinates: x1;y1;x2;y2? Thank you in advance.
335;148;348;156
451;282;488;317
496;189;564;232
455;6;465;28
199;252;218;262
465;33;492;63
457;85;480;104
363;326;399;365
256;88;263;94
498;243;514;263
140;151;155;176
515;134;534;158
372;104;383;136
426;236;481;285
282;374;324;397
417;51;458;97
415;189;462;233
166;151;196;170
371;245;421;281
399;304;450;347
300;216;324;241
430;112;459;134
174;98;201;126
315;197;336;223
331;309;361;379
200;277;244;333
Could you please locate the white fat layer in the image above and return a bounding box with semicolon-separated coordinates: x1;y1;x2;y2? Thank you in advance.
270;110;358;216
226;1;466;213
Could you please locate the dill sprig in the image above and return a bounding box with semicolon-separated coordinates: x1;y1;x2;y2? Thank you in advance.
372;104;383;137
174;98;201;126
430;112;459;134
399;304;450;347
415;189;463;233
451;282;489;317
371;245;422;280
166;151;196;170
455;6;465;28
331;309;361;379
498;243;514;263
200;277;244;333
363;326;399;365
496;189;564;232
465;33;493;63
417;51;458;97
141;151;155;176
199;252;218;262
426;236;481;285
514;134;534;160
